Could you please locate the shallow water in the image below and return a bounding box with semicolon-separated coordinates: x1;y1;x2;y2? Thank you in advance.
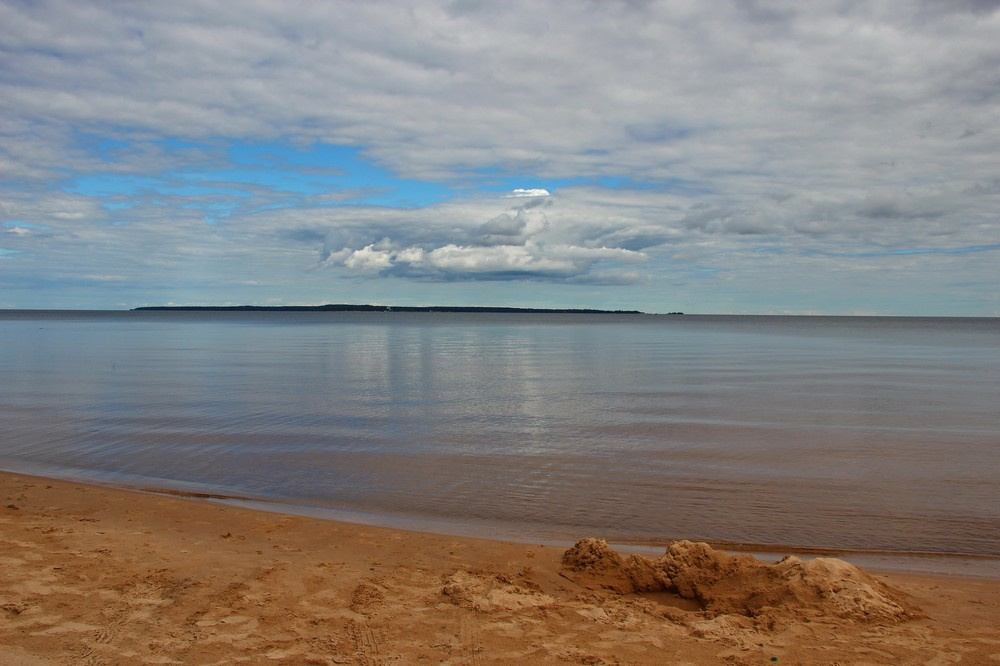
2;310;998;564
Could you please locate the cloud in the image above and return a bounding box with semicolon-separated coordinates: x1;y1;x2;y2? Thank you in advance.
479;208;548;246
343;244;394;271
319;190;648;282
506;188;550;198
3;0;989;187
333;241;646;282
1;1;999;312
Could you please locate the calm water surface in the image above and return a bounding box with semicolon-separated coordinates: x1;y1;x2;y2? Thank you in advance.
2;311;998;569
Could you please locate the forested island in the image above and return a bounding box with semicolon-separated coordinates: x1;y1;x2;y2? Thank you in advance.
133;304;653;314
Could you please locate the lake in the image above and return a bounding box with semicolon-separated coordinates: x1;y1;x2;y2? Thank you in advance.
2;310;998;573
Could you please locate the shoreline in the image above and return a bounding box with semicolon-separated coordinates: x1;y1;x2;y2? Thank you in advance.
3;469;1000;665
7;465;999;580
190;495;1000;580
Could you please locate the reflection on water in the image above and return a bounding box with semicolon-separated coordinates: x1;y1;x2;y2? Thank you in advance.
1;311;999;561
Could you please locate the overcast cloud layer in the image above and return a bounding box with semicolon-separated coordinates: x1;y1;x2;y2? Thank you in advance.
2;0;999;314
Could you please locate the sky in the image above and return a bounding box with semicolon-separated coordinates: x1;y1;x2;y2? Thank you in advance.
2;0;999;315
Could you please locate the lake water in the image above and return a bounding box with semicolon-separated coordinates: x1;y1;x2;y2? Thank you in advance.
2;311;998;572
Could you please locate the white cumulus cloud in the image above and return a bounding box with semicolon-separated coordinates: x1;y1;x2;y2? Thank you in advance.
344;244;393;271
506;188;551;198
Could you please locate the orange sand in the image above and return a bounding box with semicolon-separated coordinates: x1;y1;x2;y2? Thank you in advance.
2;471;998;665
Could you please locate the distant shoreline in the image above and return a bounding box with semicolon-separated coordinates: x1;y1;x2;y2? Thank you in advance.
132;304;660;315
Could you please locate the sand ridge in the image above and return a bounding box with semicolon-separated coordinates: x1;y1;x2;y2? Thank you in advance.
2;471;1000;665
560;538;921;624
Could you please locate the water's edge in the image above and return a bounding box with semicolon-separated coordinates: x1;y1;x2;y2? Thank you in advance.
6;463;997;579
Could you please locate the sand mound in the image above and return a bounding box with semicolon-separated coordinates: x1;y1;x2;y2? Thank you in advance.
349;578;387;615
562;539;921;624
559;536;668;594
442;570;555;613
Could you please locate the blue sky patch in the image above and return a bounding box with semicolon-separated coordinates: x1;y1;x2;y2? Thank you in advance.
66;139;456;210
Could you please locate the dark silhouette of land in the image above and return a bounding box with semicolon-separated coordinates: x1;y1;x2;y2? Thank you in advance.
133;304;651;314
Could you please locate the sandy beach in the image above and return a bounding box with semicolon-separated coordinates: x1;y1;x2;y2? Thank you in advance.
2;470;998;665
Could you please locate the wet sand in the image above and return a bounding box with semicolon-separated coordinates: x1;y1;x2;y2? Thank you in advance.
2;470;999;665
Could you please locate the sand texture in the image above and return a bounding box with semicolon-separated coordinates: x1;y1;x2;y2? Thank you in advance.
2;471;999;665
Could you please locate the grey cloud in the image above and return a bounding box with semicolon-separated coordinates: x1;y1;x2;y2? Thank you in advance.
479;209;547;246
281;228;327;244
368;242;647;283
5;1;1000;195
624;123;691;144
679;208;739;233
918;0;1000;17
594;230;678;252
856;196;945;221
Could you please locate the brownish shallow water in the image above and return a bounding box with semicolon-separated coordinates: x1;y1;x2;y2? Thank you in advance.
2;311;998;567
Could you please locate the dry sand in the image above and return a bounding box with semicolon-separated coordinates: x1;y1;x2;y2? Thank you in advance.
2;470;998;665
